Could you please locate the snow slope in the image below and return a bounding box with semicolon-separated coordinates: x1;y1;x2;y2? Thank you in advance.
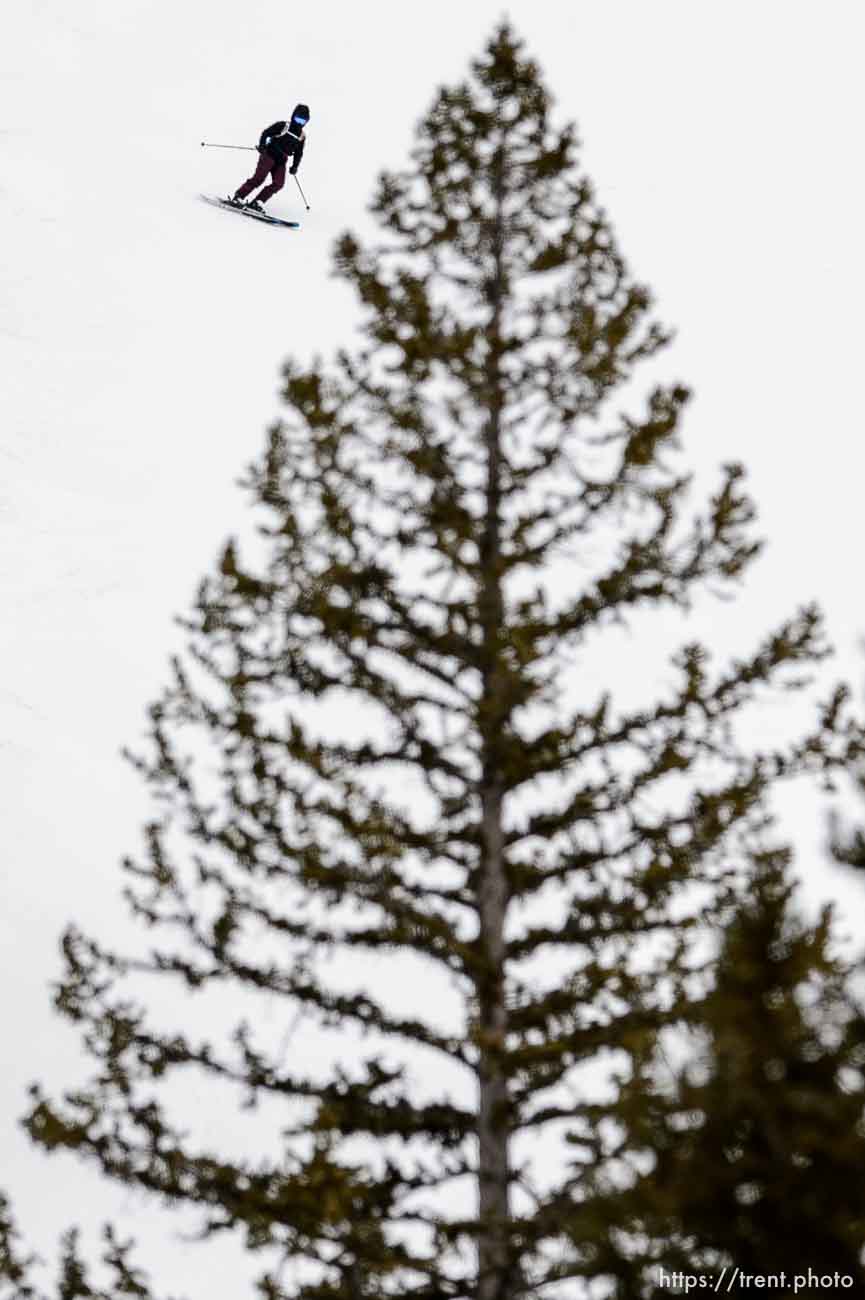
3;2;865;1295
0;7;428;1293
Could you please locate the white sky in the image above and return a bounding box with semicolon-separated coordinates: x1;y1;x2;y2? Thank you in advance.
3;2;865;1295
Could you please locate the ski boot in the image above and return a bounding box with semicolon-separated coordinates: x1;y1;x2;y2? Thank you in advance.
245;200;265;213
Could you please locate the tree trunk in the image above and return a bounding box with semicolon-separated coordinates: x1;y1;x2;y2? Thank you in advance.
477;138;511;1299
477;777;510;1300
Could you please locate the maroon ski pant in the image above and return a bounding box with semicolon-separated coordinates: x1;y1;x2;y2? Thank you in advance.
234;150;286;204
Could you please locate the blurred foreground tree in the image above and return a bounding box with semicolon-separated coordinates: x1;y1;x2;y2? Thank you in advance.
578;849;865;1294
2;23;862;1300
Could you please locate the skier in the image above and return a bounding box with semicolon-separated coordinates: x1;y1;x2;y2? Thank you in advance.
229;103;309;211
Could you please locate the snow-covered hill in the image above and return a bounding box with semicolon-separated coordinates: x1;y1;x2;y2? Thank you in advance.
3;3;865;1295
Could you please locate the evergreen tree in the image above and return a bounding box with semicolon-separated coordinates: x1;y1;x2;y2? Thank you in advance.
588;849;865;1295
3;24;862;1300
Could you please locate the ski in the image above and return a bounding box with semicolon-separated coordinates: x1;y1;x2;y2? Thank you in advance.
199;194;301;230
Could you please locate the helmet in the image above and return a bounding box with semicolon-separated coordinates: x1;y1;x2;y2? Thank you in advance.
291;102;310;127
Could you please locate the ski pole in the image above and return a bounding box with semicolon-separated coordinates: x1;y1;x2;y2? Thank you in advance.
293;174;311;210
200;141;257;151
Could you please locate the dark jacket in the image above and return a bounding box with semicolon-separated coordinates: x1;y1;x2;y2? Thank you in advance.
258;121;306;173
